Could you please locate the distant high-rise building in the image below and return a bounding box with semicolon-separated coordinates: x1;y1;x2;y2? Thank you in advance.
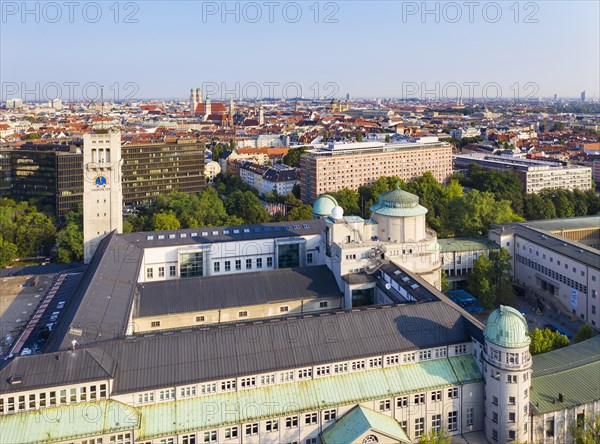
553;94;557;101
346;92;350;101
300;139;452;203
581;90;586;102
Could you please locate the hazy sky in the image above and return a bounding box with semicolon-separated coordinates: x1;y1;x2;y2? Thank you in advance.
2;1;599;101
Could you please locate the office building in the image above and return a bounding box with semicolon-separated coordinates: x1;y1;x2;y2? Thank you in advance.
300;138;452;203
0;139;205;216
454;153;593;194
238;162;299;196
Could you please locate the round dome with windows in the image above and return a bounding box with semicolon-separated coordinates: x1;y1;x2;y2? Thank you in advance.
369;188;428;217
312;194;339;218
484;305;531;349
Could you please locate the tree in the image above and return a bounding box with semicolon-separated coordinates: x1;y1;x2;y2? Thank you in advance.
441;270;449;293
574;324;594;343
329;188;361;216
419;428;451;444
224;190;271;224
14;211;56;257
0;235;18;267
282;146;307;167
151;212;181;231
569;414;600;444
524;194;556;220
529;328;570;355
355;131;363;142
447;190;523;237
467;254;496;308
56;222;83;263
285;204;314;221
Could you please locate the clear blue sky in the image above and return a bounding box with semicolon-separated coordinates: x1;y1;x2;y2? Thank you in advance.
1;1;599;100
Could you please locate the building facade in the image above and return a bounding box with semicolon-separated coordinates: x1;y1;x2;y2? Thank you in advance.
490;217;600;329
0;139;205;216
300;138;452;203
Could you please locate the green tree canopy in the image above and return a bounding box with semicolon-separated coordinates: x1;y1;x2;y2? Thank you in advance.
419;428;451;444
14;211;56;257
56;222;83;263
467;254;496;308
224;190;271;224
0;235;18;267
328;188;361;216
574;324;594;343
151;212;181;231
282;146;308;167
529;328;570;355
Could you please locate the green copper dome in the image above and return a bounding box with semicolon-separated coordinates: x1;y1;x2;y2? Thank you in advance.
312;194;338;217
484;305;531;348
369;189;428;217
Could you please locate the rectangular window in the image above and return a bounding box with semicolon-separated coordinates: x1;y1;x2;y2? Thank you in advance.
323;409;337;421
546;419;555;437
238;311;248;318
508;430;516;441
397;396;408;408
180;252;204;278
151;321;160;328
265;419;278;432
246;258;252;269
214;262;220;272
466;406;474;426
431;390;442;402
298;368;312;379
256;258;262;268
307;253;313;264
492;395;498;406
379;399;391;411
59;389;67;404
245;423;259;436
286;416;299;428
235;260;241;270
509;412;516;422
224;427;238;439
415;417;425;437
182;435;196;444
28;394;35;409
200;383;216;395
221;380;236;391
280;306;289;313
319;301;328;308
240;377;256;388
492;429;498;441
492;411;498;423
169;265;176;276
79;387;86;402
448;411;458;431
100;384;107;398
432;414;442;432
196;316;205;322
509;396;516;405
70;388;77;402
158;266;165;277
267;257;273;267
448;387;459;399
414;393;425;405
203;431;217;443
278;243;300;268
146;267;153;279
305;413;318;425
225;261;231;271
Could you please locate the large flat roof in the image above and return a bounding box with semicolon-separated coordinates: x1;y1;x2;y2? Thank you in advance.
1;302;482;395
134;265;342;318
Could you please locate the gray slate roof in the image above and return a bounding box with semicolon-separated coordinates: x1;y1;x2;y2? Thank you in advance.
1;302;483;395
134;265;342;318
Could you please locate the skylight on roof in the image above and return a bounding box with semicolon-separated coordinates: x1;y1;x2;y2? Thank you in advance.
274;226;281;231
201;232;208;236
191;233;198;237
147;235;154;240
254;227;260;233
293;224;300;229
180;233;187;238
233;229;240;234
169;234;176;239
212;231;219;235
284;226;291;230
223;230;230;235
303;224;310;229
243;228;250;233
158;235;165;240
264;227;271;232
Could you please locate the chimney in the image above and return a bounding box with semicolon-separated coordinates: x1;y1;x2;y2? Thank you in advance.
558;393;564;403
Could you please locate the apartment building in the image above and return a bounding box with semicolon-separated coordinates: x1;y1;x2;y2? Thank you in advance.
238;161;299;196
300;138;452;203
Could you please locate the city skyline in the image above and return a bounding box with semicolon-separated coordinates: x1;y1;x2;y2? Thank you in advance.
1;1;599;100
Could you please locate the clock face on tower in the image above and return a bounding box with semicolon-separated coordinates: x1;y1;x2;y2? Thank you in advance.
95;175;108;187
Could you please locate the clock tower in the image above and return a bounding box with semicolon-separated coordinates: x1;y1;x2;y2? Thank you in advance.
82;130;123;264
